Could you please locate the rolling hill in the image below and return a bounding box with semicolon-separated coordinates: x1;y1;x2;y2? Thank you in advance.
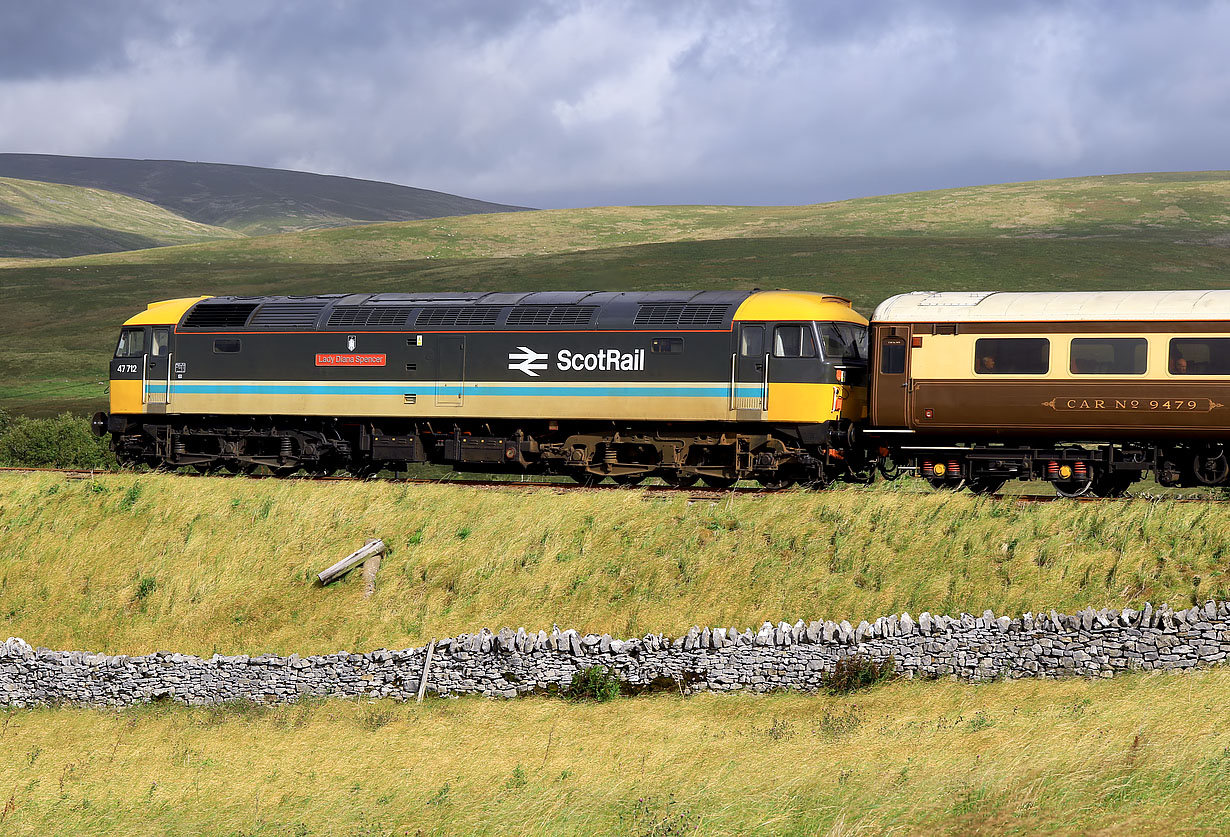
0;176;242;259
3;171;1228;415
0;153;530;236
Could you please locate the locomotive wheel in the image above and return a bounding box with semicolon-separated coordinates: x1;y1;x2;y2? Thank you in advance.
965;476;1006;495
271;466;300;478
1054;479;1093;499
1090;473;1134;498
700;475;738;490
757;476;795;491
928;478;966;492
660;471;700;488
612;474;647;486
570;473;604;486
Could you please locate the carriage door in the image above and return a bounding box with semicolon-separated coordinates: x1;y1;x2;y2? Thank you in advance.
435;335;465;407
143;327;172;412
871;325;910;427
733;324;767;415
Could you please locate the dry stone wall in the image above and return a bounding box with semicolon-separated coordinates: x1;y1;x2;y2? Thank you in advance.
4;600;1230;707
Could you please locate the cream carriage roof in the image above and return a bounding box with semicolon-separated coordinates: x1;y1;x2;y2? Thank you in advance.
872;290;1230;323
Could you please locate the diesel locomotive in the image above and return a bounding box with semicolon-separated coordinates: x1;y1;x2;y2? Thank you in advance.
96;288;1230;496
97;290;871;488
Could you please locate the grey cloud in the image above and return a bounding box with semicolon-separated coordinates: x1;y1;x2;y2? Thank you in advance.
0;0;1228;208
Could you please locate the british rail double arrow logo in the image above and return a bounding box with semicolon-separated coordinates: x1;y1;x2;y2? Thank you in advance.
508;347;549;376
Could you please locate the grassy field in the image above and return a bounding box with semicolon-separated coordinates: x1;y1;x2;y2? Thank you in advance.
3;171;1229;415
0;177;241;259
2;670;1229;835
2;472;1228;657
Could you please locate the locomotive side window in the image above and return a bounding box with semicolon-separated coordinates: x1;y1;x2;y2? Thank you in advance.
880;337;906;374
1070;338;1146;374
151;328;170;356
651;337;684;354
974;338;1049;375
773;324;817;358
740;326;764;357
1169;338;1230;375
115;328;145;357
213;338;242;354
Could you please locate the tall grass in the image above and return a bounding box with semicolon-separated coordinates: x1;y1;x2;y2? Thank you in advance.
1;671;1228;834
2;473;1229;656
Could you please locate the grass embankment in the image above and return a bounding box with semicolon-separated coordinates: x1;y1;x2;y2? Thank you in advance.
2;472;1228;657
4;171;1229;413
2;672;1229;834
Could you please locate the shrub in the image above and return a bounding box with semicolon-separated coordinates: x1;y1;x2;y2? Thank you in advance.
566;665;621;702
0;412;113;469
826;653;897;694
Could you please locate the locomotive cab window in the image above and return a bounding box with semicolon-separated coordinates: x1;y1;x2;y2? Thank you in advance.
1070;338;1146;375
818;322;868;364
740;326;764;357
880;337;907;375
651;337;684;354
115;328;145;357
1169;338;1230;375
773;324;816;358
974;338;1049;375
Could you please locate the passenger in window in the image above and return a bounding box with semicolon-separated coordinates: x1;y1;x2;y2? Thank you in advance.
978;354;996;373
1170;353;1187;374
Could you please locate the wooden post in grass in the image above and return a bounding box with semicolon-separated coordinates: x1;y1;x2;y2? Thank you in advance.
362;552;382;598
417;639;436;704
317;539;385;585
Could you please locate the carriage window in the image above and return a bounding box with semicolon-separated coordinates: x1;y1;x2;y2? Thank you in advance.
115;328;145;357
880;337;906;374
651;337;684;354
213;338;242;354
1169;338;1230;375
974;338;1049;374
1070;338;1146;375
740;326;764;357
773;324;816;358
151;328;170;356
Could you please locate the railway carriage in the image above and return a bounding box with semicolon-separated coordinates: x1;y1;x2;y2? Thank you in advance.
99;290;870;487
869;290;1230;495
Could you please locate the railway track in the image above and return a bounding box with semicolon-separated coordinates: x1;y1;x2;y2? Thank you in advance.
5;465;1230;502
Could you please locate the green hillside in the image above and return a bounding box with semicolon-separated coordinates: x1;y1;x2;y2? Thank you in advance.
0;176;242;259
0;153;529;236
3;172;1229;415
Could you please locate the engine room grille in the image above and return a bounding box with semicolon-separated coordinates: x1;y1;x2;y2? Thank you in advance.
181;303;260;330
633;304;730;328
326;306;415;329
414;307;502;329
505;305;597;328
248;302;328;329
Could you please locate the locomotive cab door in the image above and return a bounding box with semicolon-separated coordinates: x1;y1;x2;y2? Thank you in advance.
733;323;767;416
871;325;910;427
142;327;173;412
435;335;465;407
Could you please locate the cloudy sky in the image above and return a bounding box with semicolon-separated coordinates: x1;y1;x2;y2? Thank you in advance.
2;0;1228;208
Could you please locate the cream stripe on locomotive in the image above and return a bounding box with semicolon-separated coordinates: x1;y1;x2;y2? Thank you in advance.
137;378;847;422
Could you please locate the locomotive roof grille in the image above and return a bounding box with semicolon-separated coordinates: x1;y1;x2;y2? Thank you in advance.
633;303;730;328
249;302;328;329
414;306;503;329
505;305;598;328
181;302;260;329
327;306;415;329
